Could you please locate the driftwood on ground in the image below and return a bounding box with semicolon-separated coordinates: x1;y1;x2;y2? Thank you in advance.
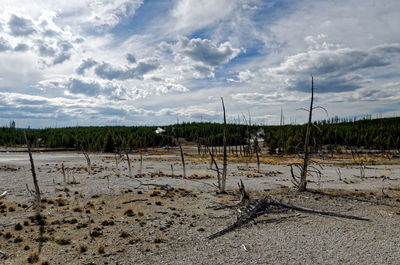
208;196;369;240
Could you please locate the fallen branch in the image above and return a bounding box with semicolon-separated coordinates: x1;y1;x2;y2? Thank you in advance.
270;200;369;221
208;197;369;239
208;198;271;239
122;198;148;204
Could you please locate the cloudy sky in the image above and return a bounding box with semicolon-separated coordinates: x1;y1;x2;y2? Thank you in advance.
0;0;399;128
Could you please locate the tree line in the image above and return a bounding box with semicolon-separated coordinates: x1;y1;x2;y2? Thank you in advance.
1;116;399;153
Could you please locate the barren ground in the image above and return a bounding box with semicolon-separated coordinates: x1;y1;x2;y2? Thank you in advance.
0;146;399;264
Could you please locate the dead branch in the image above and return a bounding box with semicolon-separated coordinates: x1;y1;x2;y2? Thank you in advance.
122;198;148;204
270;200;369;221
81;147;91;174
208;198;271;239
126;150;132;177
139;145;143;176
208;147;221;187
61;163;66;188
208;196;369;239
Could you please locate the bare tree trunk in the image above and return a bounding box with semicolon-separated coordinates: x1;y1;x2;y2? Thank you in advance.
254;137;260;173
196;132;201;155
82;147;91;174
114;153;119;170
24;132;41;217
221;97;227;193
178;139;186;178
299;77;314;191
139;146;143;176
208;147;221;188
62;163;66;188
126;151;132;177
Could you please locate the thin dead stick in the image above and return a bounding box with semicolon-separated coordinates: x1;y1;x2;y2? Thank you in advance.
82;147;91;174
139;146;143;176
178;139;186;178
126;151;132;177
122;198;148;204
115;153;119;170
24;131;41;217
62;163;66;187
208;147;221;188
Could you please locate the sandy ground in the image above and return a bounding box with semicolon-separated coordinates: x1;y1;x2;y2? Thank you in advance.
0;147;399;264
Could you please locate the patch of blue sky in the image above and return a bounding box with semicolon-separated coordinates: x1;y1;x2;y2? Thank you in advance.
110;0;174;40
188;27;212;40
373;107;399;114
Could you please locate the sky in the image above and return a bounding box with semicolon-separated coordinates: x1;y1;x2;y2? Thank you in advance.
0;0;399;128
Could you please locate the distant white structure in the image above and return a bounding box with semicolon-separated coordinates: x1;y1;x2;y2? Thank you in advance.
155;127;166;134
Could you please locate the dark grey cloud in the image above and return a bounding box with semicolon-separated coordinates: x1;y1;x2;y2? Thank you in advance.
74;37;84;43
274;43;400;93
8;14;36;36
135;60;159;76
76;58;98;75
126;53;136;64
38;42;56;57
276;49;390;77
287;75;363;93
193;64;214;78
36;40;72;65
94;63;132;80
0;37;11;52
67;79;101;96
64;78;127;99
94;60;159;80
59;40;73;52
14;43;29;52
179;37;240;67
43;29;58;37
53;52;71;65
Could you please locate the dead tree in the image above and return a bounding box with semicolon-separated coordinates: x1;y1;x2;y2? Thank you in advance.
126;151;132;177
208;196;369;239
177;137;186;178
62;163;67;188
221;97;227;193
242;112;252;168
81;147;91;174
119;136;132;177
298;77;314;191
291;77;327;191
208;147;221;188
114;153;119;170
139;141;143;176
24;131;41;217
254;136;260;173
